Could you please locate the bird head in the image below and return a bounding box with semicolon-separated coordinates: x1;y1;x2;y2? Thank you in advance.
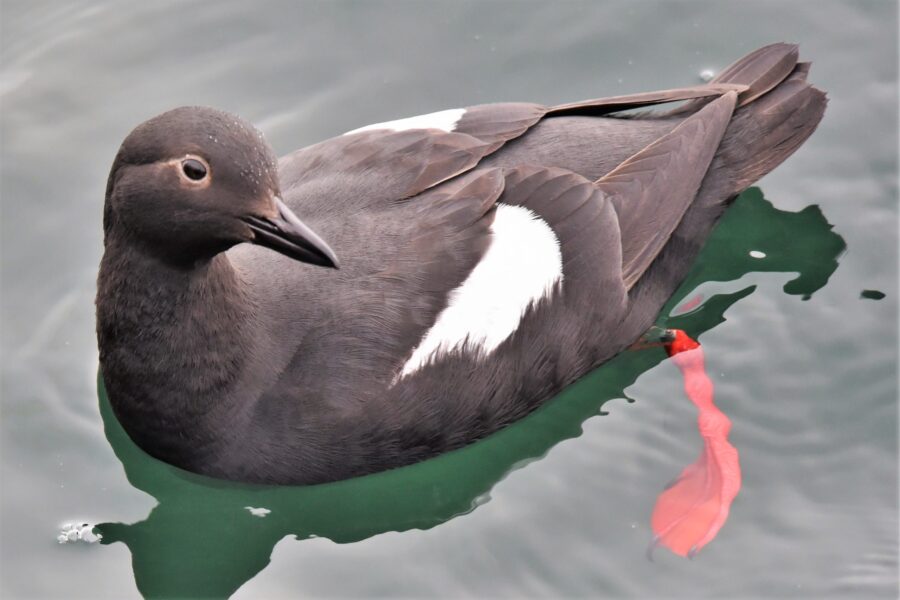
103;106;338;268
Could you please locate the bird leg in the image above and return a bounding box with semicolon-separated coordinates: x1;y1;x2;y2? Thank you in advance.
629;326;677;351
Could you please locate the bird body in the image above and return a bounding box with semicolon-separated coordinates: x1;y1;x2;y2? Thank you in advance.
97;44;825;484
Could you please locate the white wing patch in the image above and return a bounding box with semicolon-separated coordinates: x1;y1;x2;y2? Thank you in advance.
398;204;563;379
345;108;466;135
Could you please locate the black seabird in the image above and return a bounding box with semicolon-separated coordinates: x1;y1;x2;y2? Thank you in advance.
96;44;826;485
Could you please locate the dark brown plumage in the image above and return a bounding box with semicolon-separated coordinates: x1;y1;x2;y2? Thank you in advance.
97;44;826;484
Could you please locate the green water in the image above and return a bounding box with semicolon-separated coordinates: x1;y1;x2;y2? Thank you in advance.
1;1;897;598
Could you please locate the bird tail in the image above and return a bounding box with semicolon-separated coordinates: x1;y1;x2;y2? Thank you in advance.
684;43;828;202
625;44;826;324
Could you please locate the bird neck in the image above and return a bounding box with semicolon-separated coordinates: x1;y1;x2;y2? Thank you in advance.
96;235;258;465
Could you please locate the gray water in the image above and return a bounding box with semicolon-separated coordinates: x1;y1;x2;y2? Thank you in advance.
1;1;898;598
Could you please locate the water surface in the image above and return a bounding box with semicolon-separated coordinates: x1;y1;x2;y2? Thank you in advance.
1;1;897;598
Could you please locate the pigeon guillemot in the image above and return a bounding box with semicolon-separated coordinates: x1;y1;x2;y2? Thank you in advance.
96;44;825;485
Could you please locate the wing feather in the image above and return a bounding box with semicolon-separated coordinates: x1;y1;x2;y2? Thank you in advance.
596;91;737;289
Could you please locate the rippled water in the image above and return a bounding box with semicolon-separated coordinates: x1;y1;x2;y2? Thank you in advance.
2;1;897;598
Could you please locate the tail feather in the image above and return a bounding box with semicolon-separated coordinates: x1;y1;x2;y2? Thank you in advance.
718;42;800;106
671;42;827;202
623;43;826;328
792;61;811;80
711;70;826;197
669;43;801;115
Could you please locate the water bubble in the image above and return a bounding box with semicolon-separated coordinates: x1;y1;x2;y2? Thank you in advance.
57;522;103;544
245;506;271;518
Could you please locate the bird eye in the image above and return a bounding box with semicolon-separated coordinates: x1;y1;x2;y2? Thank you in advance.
181;158;208;181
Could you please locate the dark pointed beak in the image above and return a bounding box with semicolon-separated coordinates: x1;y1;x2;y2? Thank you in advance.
243;197;339;268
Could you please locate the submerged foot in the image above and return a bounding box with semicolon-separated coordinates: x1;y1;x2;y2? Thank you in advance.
648;330;742;559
